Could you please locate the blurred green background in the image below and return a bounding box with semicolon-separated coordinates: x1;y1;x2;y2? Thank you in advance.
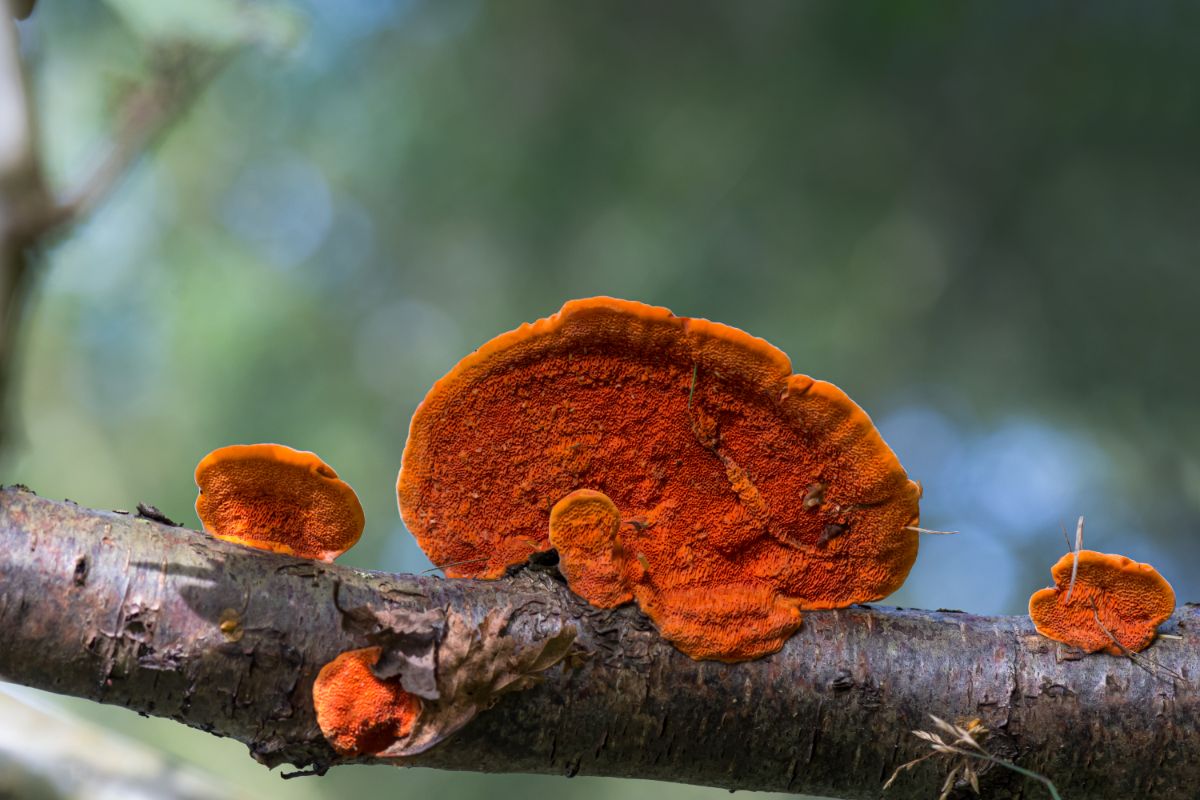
4;1;1200;798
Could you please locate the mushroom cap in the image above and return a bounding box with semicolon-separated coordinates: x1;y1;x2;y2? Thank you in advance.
549;488;635;609
195;443;364;562
1028;550;1175;654
398;297;920;660
313;647;421;756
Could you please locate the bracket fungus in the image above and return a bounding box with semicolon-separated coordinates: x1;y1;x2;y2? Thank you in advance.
313;647;421;757
1028;550;1175;654
314;610;576;758
195;443;364;562
398;297;921;662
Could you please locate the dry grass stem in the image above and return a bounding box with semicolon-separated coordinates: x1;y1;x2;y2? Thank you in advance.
1063;515;1084;604
885;715;1061;800
903;526;959;536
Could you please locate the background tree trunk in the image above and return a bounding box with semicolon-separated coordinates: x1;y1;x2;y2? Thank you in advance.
0;486;1196;800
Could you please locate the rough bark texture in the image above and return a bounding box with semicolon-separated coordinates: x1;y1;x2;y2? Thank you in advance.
0;486;1196;799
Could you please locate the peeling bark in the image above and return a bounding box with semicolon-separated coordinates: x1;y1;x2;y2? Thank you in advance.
0;486;1197;799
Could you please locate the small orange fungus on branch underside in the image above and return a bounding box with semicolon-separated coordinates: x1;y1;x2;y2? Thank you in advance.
1028;549;1175;655
317;609;577;758
398;297;921;662
313;647;421;757
195;443;364;562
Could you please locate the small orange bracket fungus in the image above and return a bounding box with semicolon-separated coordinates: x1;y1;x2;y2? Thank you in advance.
1028;550;1175;654
315;609;576;757
398;297;921;662
195;443;364;562
549;489;635;609
313;647;421;757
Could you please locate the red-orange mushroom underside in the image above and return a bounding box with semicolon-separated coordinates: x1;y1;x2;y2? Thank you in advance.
1028;550;1175;655
397;297;921;661
313;647;421;756
195;443;364;562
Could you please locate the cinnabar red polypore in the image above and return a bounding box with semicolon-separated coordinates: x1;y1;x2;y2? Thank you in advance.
313;647;421;756
397;298;921;662
549;489;635;609
195;443;364;562
1028;550;1175;654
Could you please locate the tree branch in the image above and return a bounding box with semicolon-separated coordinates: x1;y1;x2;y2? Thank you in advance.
0;486;1197;799
0;7;228;455
0;10;51;452
43;46;228;234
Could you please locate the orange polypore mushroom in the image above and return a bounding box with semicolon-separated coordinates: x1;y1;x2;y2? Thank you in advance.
549;489;635;609
397;297;921;661
1028;550;1175;654
313;647;421;756
195;443;364;562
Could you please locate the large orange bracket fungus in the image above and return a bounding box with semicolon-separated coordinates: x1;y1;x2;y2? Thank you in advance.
1028;550;1175;654
315;608;576;757
195;443;365;562
398;297;921;662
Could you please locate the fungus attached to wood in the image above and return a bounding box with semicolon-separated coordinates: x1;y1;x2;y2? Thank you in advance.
1028;550;1175;654
548;488;635;609
195;443;364;562
313;647;421;756
397;297;921;661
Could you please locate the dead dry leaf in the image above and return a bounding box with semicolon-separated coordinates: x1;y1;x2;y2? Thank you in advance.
380;607;577;757
339;605;445;700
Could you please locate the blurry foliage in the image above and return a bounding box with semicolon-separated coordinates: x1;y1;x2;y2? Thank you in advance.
4;1;1200;798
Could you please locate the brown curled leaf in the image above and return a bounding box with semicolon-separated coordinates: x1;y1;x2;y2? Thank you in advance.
379;607;577;757
338;605;445;700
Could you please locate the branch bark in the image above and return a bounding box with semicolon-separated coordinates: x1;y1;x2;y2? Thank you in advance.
1;487;1197;799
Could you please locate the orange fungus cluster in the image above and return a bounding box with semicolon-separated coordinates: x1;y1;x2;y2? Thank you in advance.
195;443;364;562
313;647;421;756
398;297;921;661
1028;550;1174;654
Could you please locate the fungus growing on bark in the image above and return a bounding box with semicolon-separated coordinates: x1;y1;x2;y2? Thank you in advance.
398;297;921;661
316;609;576;758
195;443;364;562
548;489;635;609
1028;550;1175;654
313;647;421;756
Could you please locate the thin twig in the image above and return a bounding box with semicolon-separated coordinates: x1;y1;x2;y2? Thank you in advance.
44;47;232;233
0;2;51;457
0;24;233;457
